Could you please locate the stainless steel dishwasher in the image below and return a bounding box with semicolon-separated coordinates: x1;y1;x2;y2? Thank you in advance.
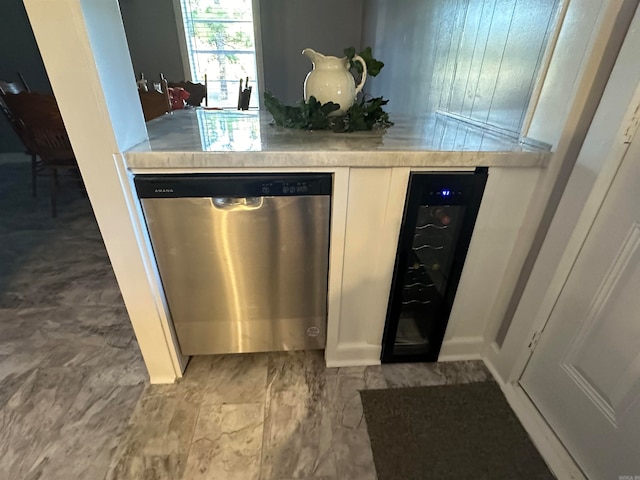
134;174;332;355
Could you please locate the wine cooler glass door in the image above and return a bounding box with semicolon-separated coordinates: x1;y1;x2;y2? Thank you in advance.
395;205;465;354
382;170;487;362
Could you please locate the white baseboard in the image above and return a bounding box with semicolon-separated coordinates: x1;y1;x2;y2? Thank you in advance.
325;342;382;367
438;352;483;362
326;337;485;366
325;358;381;368
438;336;484;361
483;359;586;480
148;374;177;384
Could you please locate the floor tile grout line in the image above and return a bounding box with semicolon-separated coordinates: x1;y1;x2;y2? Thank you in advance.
257;356;276;480
179;359;212;480
251;358;269;480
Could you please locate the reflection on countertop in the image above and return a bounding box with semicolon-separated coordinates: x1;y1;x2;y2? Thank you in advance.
125;108;551;170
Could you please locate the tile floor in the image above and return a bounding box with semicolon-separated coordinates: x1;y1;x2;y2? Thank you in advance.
106;352;491;480
0;153;494;480
0;154;148;479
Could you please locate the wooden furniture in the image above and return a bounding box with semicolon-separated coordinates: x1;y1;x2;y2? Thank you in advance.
139;77;172;122
0;77;40;197
167;74;208;107
0;76;30;95
2;91;78;217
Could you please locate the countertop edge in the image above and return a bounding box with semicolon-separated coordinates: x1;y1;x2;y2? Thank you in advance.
124;150;551;171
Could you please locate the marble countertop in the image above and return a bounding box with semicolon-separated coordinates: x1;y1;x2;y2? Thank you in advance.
124;109;551;170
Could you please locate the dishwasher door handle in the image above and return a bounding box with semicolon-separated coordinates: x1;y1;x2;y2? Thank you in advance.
211;196;263;210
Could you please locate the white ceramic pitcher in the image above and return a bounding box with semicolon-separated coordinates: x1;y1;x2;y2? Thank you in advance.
302;48;367;116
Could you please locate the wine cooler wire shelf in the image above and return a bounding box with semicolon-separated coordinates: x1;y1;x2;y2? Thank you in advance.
415;222;447;230
405;282;435;288
414;244;444;251
401;299;432;305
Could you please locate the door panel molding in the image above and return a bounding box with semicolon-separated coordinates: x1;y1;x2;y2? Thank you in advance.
559;221;640;425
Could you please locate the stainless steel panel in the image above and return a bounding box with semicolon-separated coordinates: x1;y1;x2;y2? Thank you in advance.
141;195;330;355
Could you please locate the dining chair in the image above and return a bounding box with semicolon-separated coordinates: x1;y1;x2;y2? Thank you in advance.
167;73;208;107
2;91;79;217
139;77;172;121
0;77;41;197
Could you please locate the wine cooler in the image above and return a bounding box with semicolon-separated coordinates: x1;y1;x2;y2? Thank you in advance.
381;168;488;363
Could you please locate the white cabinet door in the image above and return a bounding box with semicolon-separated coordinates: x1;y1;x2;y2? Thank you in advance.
520;136;640;478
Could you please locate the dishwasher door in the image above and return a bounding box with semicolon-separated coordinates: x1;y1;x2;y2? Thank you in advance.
139;187;330;355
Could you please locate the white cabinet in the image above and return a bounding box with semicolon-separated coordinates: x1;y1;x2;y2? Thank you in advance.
325;167;409;366
326;165;541;366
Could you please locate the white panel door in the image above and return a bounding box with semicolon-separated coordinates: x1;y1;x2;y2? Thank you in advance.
520;136;640;478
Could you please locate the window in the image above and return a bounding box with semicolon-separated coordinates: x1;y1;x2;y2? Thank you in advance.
179;0;258;108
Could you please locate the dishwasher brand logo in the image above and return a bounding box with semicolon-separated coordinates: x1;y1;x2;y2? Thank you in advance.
306;326;320;337
154;188;174;193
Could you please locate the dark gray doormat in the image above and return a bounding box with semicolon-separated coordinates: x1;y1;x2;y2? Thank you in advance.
361;382;554;480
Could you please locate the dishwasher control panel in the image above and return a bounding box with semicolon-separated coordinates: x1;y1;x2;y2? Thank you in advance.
135;173;332;198
261;181;313;195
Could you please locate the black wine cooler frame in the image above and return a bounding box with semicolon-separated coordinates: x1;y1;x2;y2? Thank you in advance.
382;168;488;363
